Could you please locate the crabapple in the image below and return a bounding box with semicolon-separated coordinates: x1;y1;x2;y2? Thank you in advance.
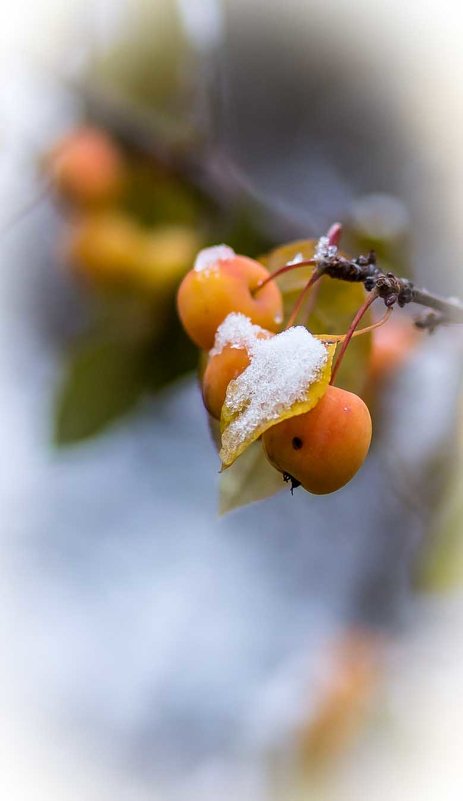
68;213;202;296
47;127;125;205
177;247;283;350
67;212;142;287
369;316;418;381
202;346;251;420
134;225;200;292
262;386;372;494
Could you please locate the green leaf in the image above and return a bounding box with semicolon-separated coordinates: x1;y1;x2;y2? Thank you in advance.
219;440;284;514
54;334;148;445
261;239;372;397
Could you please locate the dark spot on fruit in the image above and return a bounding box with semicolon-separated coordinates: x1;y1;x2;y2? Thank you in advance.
292;436;303;450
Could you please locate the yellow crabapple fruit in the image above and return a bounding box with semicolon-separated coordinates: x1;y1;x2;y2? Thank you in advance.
67;212;143;286
177;247;283;350
68;215;203;297
262;385;372;495
134;225;201;292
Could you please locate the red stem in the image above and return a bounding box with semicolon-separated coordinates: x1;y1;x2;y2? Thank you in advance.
303;273;323;323
330;292;378;385
254;258;316;294
285;269;323;329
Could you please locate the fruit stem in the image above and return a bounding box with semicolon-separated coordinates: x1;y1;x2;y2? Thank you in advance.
285;269;324;329
304;272;323;323
254;258;316;295
330;291;379;385
319;306;392;343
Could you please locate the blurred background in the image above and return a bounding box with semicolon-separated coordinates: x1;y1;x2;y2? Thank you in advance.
0;0;462;799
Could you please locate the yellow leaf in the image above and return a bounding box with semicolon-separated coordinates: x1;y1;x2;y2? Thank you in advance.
219;339;336;468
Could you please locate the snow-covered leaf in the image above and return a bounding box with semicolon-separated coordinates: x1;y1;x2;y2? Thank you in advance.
220;327;335;468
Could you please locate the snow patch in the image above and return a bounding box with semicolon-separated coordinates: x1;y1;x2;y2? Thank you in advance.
286;252;304;266
194;244;236;273
314;236;337;264
210;312;265;357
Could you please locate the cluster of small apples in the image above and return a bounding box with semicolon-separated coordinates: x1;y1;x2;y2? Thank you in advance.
177;245;373;495
46;126;200;297
68;212;200;297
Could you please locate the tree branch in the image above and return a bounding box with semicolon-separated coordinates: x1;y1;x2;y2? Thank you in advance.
71;88;463;329
320;250;463;328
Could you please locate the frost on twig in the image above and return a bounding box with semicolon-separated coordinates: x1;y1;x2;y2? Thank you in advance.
314;235;338;265
286;252;305;266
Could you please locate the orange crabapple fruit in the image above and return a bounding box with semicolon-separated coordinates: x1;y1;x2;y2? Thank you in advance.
47;127;125;206
176;245;283;350
262;385;372;495
369;315;419;382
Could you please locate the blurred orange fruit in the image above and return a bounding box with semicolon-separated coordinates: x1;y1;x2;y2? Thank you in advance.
47;127;125;206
